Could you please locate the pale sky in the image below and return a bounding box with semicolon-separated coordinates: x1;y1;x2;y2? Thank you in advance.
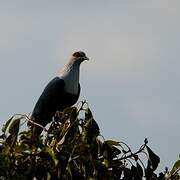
0;0;180;171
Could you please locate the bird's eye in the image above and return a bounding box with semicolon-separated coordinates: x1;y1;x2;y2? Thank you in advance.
73;52;82;58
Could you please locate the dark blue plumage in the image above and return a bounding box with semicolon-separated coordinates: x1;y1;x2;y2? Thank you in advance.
32;77;80;127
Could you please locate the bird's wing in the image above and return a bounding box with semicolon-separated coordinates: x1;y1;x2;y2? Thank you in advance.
32;77;65;121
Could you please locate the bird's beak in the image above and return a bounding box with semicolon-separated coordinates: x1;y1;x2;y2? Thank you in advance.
84;56;89;61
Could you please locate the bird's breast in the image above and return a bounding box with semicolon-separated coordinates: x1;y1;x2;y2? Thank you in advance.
64;80;79;95
60;73;79;95
59;63;80;95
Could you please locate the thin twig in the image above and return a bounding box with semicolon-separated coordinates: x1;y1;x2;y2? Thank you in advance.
14;113;48;132
119;144;146;161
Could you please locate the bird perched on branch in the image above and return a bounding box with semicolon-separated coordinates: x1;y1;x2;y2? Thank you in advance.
30;51;89;134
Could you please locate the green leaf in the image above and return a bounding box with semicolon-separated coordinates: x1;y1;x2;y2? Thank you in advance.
85;108;93;120
67;164;72;178
70;107;78;123
146;145;160;171
84;118;100;137
131;165;139;179
102;141;121;160
57;134;66;145
0;104;171;179
145;167;154;179
2;116;14;133
130;164;143;179
103;159;109;168
102;142;113;160
136;162;143;178
124;168;133;179
105;140;120;147
47;173;51;180
111;146;121;156
170;159;180;175
63;107;76;116
9;118;21;136
47;147;58;166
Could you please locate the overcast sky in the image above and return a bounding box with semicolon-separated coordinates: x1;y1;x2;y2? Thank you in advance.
0;0;180;171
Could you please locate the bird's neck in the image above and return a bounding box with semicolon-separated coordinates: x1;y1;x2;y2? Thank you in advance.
59;62;80;94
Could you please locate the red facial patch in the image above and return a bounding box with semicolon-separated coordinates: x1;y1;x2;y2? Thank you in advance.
73;51;86;58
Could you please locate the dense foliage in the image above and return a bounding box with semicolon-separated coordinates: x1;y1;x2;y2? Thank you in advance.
0;102;179;179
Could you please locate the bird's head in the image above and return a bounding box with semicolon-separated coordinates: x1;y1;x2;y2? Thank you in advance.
71;51;89;64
